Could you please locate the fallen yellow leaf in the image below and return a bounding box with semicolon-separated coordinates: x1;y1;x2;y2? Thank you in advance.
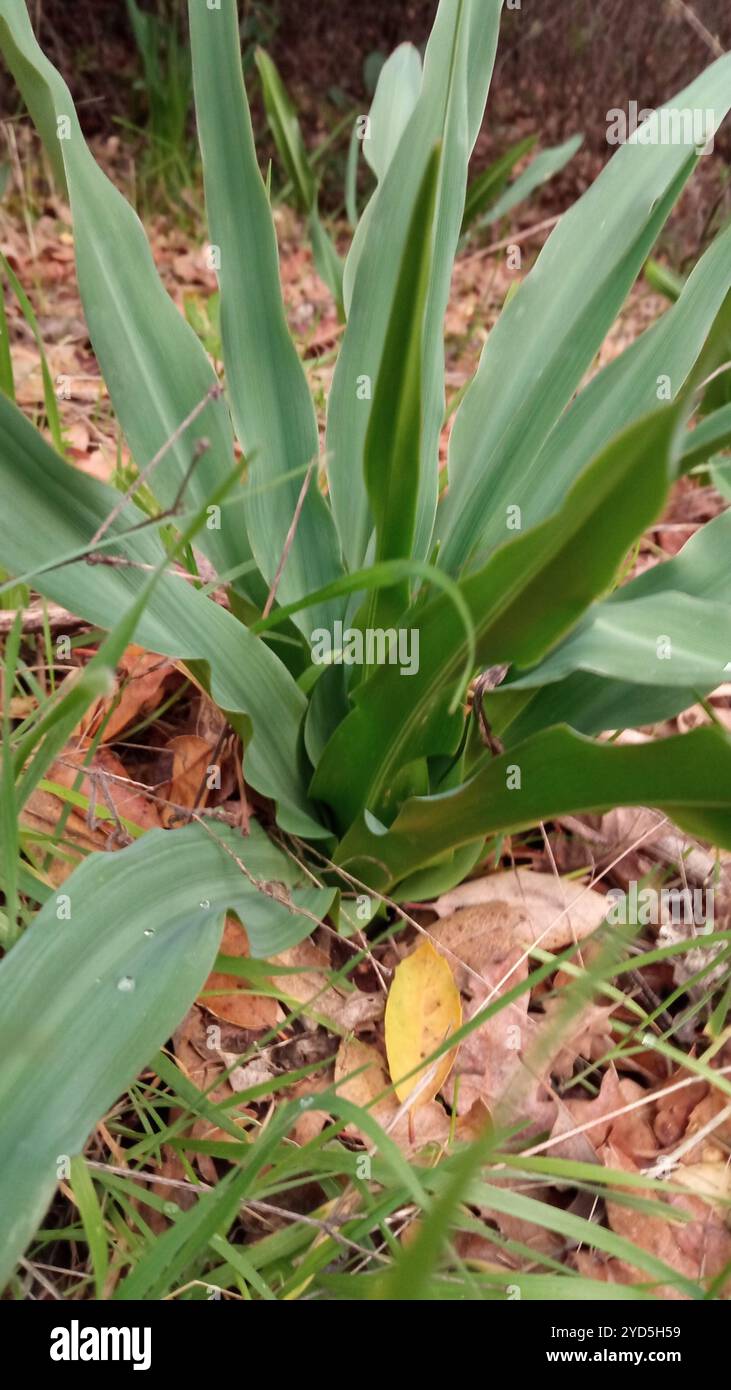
385;940;462;1107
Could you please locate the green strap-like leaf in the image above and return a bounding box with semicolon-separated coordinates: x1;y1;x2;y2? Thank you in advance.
461;133;536;235
509;224;731;540
0;0;250;592
0;820;334;1290
506;592;731;691
681;400;731;470
254;46;316;212
254;45;344;315
364;145;441;622
469;133;582;234
336;726;731;893
327;0;502;570
362;43;423;184
314;406;681;829
188;0;344;637
493;506;731;745
325;281;728;808
0;394;325;836
307;207;345;319
342;43;423;306
438;54;731;573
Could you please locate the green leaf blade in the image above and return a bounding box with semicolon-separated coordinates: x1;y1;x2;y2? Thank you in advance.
0;821;334;1290
188;0;344;636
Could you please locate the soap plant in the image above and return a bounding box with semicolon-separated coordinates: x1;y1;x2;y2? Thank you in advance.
0;0;731;1286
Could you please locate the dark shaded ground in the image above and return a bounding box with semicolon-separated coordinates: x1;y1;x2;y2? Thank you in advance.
7;1;731;154
1;1;729;250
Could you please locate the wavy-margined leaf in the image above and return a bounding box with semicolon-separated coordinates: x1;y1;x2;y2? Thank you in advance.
438;54;731;573
188;0;343;637
313;406;682;829
0;0;252;592
491;506;731;745
0;820;334;1290
0;394;326;836
335;726;731;894
327;0;502;570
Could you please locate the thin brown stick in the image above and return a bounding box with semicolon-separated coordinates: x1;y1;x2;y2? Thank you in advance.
84;1162;382;1261
696;360;731;393
88;383;223;548
461;214;561;267
261;461;316;620
646;1099;731;1176
521;1064;731;1159
669;0;724;57
52;754;237;826
191;811;324;929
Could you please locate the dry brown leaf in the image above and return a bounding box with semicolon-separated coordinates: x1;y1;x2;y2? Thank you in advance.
174;1005;242;1107
221;1053;279;1094
425;904;552;1130
272;940;382;1034
460;1200;565;1266
456;1098;493;1141
549;1070;657;1166
607;1102;659;1165
160;734;214;826
79;644;178;744
334;1038;450;1154
585;805;730;900
428;901;532;985
548;1071;628;1161
431;869;609;950
334;1039;393;1123
542;998;618;1081
172;1005;254;1178
678;1088;731;1163
601;1141;731;1297
673;1162;731;1206
271;940;343;1031
21;745;161;883
290;1075;334;1145
573;1250;635;1288
653;1076;708;1148
657;918;727;999
199;917;283;1031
